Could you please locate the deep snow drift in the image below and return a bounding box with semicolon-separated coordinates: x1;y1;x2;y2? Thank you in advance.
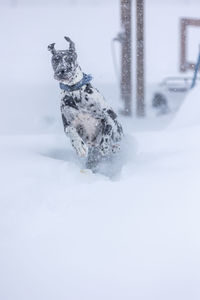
1;1;200;300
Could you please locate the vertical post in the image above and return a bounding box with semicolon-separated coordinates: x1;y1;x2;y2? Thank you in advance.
136;0;145;117
121;0;132;116
180;18;187;72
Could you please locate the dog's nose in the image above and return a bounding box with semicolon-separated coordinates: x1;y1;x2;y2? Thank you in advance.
56;68;65;77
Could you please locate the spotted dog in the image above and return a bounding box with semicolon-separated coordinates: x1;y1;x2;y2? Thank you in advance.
48;36;123;170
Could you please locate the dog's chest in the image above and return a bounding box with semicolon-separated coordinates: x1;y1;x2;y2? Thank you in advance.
72;112;101;145
62;89;103;145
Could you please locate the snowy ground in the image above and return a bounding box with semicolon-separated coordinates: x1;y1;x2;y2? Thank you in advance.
1;1;200;299
1;117;200;300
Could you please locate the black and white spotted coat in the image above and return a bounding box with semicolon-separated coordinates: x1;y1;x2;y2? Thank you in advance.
60;82;123;158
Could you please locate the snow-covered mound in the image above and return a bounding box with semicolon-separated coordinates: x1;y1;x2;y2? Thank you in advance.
170;84;200;128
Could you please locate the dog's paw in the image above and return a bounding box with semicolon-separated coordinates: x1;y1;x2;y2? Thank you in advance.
72;139;88;157
100;144;110;156
112;143;120;153
99;137;111;156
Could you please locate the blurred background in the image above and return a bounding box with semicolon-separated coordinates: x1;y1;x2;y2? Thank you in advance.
1;0;200;134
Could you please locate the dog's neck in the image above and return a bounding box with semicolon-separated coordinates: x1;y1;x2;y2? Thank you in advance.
61;65;83;86
59;72;93;93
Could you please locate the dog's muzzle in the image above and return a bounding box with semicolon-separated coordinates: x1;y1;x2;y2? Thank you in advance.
55;68;73;81
55;68;66;78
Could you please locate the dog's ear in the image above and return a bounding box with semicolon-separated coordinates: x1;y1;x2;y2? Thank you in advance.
48;43;56;55
64;36;76;53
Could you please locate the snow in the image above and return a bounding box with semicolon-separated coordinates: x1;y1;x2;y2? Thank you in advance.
1;125;200;300
170;85;200;128
1;1;200;300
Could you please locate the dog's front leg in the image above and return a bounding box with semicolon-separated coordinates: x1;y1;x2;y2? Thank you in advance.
99;123;113;156
66;126;88;157
61;108;88;157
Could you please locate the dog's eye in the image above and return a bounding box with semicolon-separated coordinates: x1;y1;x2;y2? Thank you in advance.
52;56;61;63
64;57;73;64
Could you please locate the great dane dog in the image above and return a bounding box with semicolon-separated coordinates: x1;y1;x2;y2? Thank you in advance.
48;36;123;171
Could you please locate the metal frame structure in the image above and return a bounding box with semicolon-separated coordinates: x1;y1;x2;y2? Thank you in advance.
180;18;200;72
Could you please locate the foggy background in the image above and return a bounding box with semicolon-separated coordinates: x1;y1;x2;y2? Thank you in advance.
1;0;200;134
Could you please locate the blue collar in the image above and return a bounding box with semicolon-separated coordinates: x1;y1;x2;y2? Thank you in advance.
59;73;93;92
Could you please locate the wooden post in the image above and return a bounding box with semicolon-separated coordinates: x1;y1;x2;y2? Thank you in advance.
180;18;187;72
136;0;145;117
121;0;132;116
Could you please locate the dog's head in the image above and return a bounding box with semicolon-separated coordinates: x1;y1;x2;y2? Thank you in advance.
48;36;78;83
